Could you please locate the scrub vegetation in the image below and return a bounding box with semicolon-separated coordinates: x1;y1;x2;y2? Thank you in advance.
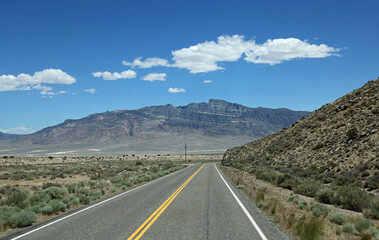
0;156;185;235
221;165;379;240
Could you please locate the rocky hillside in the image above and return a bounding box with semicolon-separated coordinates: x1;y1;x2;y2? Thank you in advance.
223;78;379;190
0;99;309;155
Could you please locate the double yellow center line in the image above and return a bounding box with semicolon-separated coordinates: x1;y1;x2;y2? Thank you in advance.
127;164;205;240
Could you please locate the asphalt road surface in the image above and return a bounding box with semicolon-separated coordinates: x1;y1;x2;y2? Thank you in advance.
4;164;289;240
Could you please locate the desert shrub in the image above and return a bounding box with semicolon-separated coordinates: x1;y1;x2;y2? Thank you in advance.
328;213;348;225
6;190;29;208
68;197;79;206
257;202;264;208
25;203;45;214
316;188;334;204
298;201;308;210
10;210;37;227
333;186;372;212
42;182;61;189
360;232;372;240
364;198;379;220
295;216;324;240
65;183;78;193
44;187;67;200
364;174;379;190
79;195;90;205
255;187;266;203
41;205;53;215
294;179;322;197
347;128;358;140
288;195;299;204
29;191;51;205
75;187;89;196
0;206;20;230
255;168;277;183
354;219;372;233
342;223;354;233
311;204;328;217
48;200;66;214
368;226;378;238
276;174;297;190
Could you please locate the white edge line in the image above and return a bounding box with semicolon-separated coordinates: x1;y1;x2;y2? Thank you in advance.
11;164;195;240
214;164;268;240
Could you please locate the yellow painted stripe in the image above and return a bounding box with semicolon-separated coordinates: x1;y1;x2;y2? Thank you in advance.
127;164;205;240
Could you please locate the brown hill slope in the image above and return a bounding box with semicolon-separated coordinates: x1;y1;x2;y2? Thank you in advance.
223;78;379;191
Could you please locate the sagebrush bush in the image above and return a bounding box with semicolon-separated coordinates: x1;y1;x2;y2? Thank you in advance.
333;186;372;212
6;190;29;208
41;205;53;215
44;187;67;200
342;223;354;233
10;211;37;227
79;195;90;205
28;191;51;205
294;179;322;198
311;204;328;217
354;219;372;233
48;200;66;214
328;213;348;225
0;206;20;230
368;226;378;238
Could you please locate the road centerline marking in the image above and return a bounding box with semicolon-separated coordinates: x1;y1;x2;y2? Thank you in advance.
127;164;205;240
214;164;268;240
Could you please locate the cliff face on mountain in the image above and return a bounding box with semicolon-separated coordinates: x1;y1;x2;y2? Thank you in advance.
223;78;379;189
0;99;309;155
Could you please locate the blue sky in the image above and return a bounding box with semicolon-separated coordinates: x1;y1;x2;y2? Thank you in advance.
0;0;378;134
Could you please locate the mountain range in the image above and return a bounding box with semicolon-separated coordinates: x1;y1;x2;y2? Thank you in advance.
0;99;310;156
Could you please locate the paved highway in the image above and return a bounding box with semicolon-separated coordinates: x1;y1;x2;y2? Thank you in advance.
4;164;289;240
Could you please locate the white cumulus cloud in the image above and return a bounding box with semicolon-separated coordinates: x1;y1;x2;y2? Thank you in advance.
124;35;340;74
0;126;34;134
171;35;254;73
122;57;170;68
168;87;186;93
0;69;75;92
203;80;212;83
142;73;167;82
92;70;136;80
83;88;97;94
244;38;340;65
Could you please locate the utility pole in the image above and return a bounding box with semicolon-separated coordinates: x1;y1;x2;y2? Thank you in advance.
184;143;187;162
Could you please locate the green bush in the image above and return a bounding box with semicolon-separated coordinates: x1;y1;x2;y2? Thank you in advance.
298;201;308;210
6;190;29;208
311;204;328;217
10;210;37;227
276;174;297;190
68;197;79;206
316;188;334;204
47;200;66;214
0;206;20;230
294;179;322;198
44;187;67;200
257;202;264;208
363;198;379;220
29;191;51;205
41;205;53;215
354;219;372;233
342;223;354;233
79;195;90;205
368;226;378;238
328;213;348;225
333;186;372;212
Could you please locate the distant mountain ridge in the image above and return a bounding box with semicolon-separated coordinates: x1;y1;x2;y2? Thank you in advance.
0;99;310;155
